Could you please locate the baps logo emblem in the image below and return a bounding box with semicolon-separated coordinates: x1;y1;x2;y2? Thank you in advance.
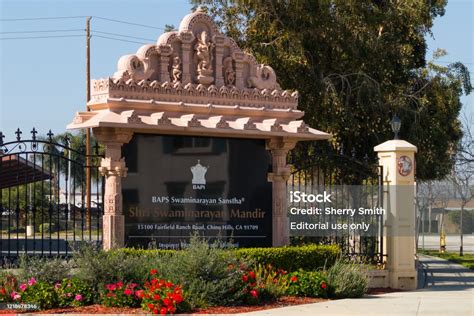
190;160;208;190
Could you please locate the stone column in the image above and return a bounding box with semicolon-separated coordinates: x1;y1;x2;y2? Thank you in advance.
374;139;417;290
267;138;297;247
213;35;225;86
94;128;133;250
179;31;194;84
157;44;173;83
233;52;245;89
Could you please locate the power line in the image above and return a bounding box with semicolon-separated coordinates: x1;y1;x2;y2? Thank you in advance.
435;60;474;65
91;34;148;45
0;29;84;34
92;16;165;30
0;16;87;21
93;30;155;42
0;34;85;40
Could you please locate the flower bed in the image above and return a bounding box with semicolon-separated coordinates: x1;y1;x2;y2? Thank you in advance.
0;238;368;314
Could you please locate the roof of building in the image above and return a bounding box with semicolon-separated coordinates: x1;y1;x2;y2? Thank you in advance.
67;8;330;141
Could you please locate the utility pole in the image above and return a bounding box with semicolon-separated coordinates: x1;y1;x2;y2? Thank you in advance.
85;16;92;233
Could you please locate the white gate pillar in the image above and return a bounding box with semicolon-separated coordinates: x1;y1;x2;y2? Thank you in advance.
374;139;417;290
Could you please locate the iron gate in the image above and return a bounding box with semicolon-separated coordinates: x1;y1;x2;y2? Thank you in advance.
0;128;104;265
288;144;385;264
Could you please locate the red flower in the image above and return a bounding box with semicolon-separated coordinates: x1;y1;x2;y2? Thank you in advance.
321;282;327;289
153;309;159;314
242;275;248;282
0;288;6;295
150;269;158;276
116;281;123;288
135;290;144;298
290;276;298;283
160;307;168;314
172;293;183;304
250;290;258;298
153;294;161;300
124;288;133;296
106;284;116;291
147;303;155;310
163;298;172;306
248;271;256;279
249;282;256;287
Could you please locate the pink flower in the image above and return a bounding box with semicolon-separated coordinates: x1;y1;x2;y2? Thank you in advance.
11;291;21;301
106;284;116;291
124;288;133;296
250;290;258;298
55;283;61;289
67;293;72;297
116;281;123;288
19;284;27;291
28;278;36;286
75;294;82;301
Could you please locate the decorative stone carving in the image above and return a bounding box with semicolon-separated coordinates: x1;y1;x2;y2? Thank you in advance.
113;54;153;81
171;56;182;83
248;65;279;90
223;56;236;87
195;31;215;85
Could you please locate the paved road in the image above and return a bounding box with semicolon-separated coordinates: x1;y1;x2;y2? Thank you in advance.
418;234;474;253
240;255;474;316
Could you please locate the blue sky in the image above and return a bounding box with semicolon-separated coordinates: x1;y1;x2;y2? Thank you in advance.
0;0;472;139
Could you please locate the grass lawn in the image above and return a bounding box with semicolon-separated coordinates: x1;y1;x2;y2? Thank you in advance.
418;249;474;270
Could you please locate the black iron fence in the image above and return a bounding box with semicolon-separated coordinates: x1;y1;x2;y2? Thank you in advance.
288;145;385;264
0;128;104;265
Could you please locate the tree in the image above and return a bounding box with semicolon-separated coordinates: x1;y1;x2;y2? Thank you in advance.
449;115;474;256
192;0;472;182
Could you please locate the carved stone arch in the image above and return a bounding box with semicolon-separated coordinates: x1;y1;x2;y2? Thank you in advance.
178;8;220;37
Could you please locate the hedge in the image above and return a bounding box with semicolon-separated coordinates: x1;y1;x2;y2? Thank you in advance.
236;245;340;271
114;244;340;272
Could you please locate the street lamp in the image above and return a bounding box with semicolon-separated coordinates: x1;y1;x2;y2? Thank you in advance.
391;115;401;140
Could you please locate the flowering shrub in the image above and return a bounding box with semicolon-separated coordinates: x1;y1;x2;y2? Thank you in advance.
19;278;58;309
101;281;140;307
286;270;329;298
139;269;189;314
238;265;289;305
0;273;18;303
56;278;93;307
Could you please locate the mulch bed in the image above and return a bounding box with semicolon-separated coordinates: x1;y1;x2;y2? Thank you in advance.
1;291;400;314
0;297;326;314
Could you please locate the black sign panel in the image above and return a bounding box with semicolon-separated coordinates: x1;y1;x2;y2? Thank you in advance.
122;134;272;249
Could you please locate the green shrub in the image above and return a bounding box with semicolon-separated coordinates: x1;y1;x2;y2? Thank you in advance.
72;243;155;298
100;281;140;308
0;272;19;302
20;278;58;310
236;244;340;272
237;264;289;305
286;270;329;298
56;278;93;307
326;259;368;298
18;255;71;284
38;223;56;234
155;236;247;308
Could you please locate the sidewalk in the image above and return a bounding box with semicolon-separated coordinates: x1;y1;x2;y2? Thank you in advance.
240;255;474;316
